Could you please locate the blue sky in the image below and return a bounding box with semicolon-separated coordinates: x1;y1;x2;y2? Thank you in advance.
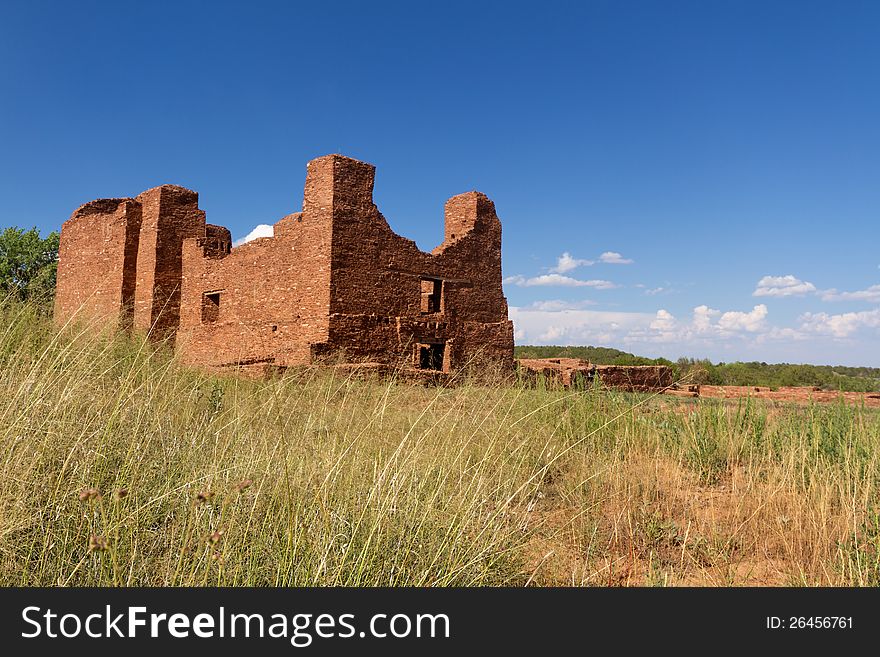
2;1;878;366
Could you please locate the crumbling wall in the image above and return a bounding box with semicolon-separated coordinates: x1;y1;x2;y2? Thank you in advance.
132;185;206;342
594;365;674;392
516;358;593;387
317;155;514;371
177;205;333;369
57;185;211;340
517;358;674;392
56;153;514;375
55;198;142;329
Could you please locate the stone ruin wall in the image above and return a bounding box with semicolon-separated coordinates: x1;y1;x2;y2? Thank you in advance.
516;358;675;392
55;154;515;374
594;364;675;392
132;185;211;343
315;155;513;371
55;198;142;332
177;217;331;368
55;185;228;342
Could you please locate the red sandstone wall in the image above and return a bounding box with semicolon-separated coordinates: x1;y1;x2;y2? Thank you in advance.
318;155;514;370
176;182;334;368
56;153;514;374
176;154;512;371
594;365;674;392
55;198;141;328
132;186;206;342
517;359;675;392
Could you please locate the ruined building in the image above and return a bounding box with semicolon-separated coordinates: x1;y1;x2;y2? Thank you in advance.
55;154;515;374
516;357;674;392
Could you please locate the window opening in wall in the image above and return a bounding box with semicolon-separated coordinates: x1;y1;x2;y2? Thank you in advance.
202;291;221;323
417;343;445;371
420;277;442;314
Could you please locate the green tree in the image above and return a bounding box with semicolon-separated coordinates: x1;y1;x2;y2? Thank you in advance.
0;227;60;307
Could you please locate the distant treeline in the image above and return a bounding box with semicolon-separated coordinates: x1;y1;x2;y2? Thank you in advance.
514;345;880;393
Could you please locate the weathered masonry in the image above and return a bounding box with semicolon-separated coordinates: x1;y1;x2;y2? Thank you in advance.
516;358;674;391
55;154;515;374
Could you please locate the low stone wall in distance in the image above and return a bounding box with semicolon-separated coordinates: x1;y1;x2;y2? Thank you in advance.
516;358;675;392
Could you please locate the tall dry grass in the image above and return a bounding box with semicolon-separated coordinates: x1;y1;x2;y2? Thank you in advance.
1;299;878;586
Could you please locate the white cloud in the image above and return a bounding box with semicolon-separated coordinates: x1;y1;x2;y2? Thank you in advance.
643;286;666;296
508;302;876;365
692;305;720;332
510;303;775;349
755;327;807;344
547;250;633;273
509;307;652;345
624;304;768;345
599;251;634;265
753;275;817;298
539;325;567;341
232;224;274;247
717;304;768;333
504;274;617;289
550;252;594;273
753;275;880;304
800;309;880;338
821;284;880;303
649;309;676;331
525;299;597;311
507;301;880;363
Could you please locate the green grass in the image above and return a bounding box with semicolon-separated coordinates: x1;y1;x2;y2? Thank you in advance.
2;300;880;586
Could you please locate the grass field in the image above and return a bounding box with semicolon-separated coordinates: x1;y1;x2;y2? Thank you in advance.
2;300;879;586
